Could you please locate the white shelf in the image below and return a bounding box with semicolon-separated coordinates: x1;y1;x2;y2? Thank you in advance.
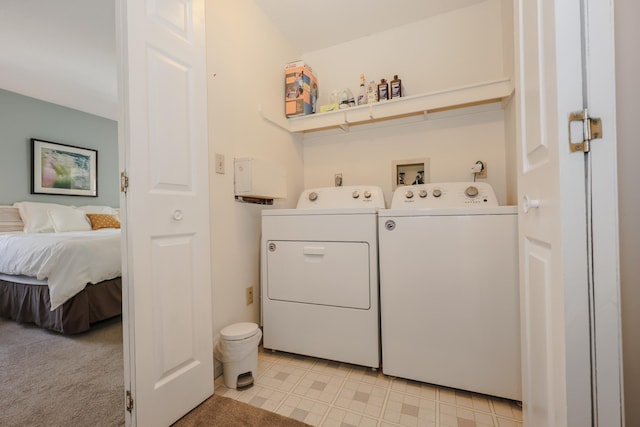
261;77;514;134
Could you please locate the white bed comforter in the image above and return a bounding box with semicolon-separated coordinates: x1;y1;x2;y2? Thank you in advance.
0;229;121;310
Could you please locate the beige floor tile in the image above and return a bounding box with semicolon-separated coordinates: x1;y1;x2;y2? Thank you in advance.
218;346;523;427
276;395;329;427
390;378;438;400
321;407;379;427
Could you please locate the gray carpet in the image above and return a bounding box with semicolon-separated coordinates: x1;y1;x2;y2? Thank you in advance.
0;316;124;427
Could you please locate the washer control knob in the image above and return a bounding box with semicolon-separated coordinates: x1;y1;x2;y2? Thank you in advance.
364;190;372;199
433;189;442;198
465;186;479;198
308;192;318;201
352;190;360;199
405;190;414;199
418;189;428;198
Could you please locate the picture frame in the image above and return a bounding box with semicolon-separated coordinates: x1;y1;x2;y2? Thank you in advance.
31;138;98;197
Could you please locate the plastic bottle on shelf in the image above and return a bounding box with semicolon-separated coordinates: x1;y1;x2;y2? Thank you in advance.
357;73;367;105
367;80;378;103
378;78;389;101
340;88;355;109
390;75;403;99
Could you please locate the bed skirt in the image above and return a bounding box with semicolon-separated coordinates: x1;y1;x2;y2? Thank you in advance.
0;277;122;334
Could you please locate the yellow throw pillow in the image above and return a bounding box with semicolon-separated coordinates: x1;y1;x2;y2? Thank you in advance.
86;213;121;230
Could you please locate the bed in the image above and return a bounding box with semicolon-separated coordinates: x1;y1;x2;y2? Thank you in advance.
0;203;122;334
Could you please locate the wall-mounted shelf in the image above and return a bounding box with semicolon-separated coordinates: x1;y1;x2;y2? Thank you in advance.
260;77;514;134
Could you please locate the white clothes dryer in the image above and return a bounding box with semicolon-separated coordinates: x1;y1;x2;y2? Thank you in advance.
378;182;521;400
261;186;385;369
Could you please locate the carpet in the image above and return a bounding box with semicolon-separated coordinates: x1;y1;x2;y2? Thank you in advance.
173;393;311;427
0;316;124;427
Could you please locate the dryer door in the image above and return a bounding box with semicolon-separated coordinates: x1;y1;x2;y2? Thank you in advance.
265;240;371;309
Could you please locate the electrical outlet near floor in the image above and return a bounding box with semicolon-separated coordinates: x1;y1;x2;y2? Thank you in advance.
245;286;253;305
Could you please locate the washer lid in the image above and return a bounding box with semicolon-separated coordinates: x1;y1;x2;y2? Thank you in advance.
220;322;259;340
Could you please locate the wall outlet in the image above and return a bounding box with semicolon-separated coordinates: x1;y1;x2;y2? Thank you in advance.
245;286;253;305
473;161;488;179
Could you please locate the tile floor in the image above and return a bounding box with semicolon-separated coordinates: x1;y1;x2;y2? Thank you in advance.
214;347;523;427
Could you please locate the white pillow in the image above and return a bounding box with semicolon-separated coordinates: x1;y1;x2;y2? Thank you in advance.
14;201;66;233
47;206;91;232
77;205;118;215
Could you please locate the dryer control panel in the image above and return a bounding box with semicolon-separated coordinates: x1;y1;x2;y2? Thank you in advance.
297;185;386;209
390;182;499;208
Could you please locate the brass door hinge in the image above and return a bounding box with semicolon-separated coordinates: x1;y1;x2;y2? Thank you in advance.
120;171;129;193
569;109;602;153
126;390;134;413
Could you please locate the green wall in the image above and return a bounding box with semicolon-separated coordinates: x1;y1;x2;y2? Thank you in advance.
0;89;118;207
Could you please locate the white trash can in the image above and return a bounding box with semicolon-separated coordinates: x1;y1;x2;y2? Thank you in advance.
214;322;261;389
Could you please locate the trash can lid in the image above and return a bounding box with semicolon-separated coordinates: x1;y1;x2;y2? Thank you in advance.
220;322;259;341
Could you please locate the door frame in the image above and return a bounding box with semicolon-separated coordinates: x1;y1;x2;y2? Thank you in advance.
583;0;624;423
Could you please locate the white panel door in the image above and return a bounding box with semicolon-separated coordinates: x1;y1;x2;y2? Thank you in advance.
515;0;591;425
117;0;213;426
516;0;622;425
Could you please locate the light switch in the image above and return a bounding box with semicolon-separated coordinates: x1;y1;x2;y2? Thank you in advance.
215;153;225;174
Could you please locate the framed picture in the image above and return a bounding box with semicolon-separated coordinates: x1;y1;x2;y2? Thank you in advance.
31;139;98;197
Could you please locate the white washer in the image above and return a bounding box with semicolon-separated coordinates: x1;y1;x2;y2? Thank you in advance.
378;182;521;400
261;186;385;368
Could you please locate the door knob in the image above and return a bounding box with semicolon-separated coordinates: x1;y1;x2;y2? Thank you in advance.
522;195;540;213
172;209;184;221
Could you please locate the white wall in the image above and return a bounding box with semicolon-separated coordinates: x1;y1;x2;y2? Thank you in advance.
303;107;509;206
300;0;513;205
303;0;506;107
501;0;515;79
205;0;304;369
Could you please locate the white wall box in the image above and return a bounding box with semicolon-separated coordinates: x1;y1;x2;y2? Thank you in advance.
234;157;287;202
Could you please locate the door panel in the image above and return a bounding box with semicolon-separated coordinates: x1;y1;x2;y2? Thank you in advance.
522;239;554;425
151;235;196;381
147;49;192;189
516;0;591;425
118;0;212;425
520;0;545;167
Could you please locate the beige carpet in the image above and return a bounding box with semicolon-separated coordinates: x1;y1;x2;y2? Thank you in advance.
0;316;125;427
173;393;311;427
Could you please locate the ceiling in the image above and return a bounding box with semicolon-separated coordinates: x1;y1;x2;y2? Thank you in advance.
0;0;484;121
253;0;486;54
0;0;117;120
